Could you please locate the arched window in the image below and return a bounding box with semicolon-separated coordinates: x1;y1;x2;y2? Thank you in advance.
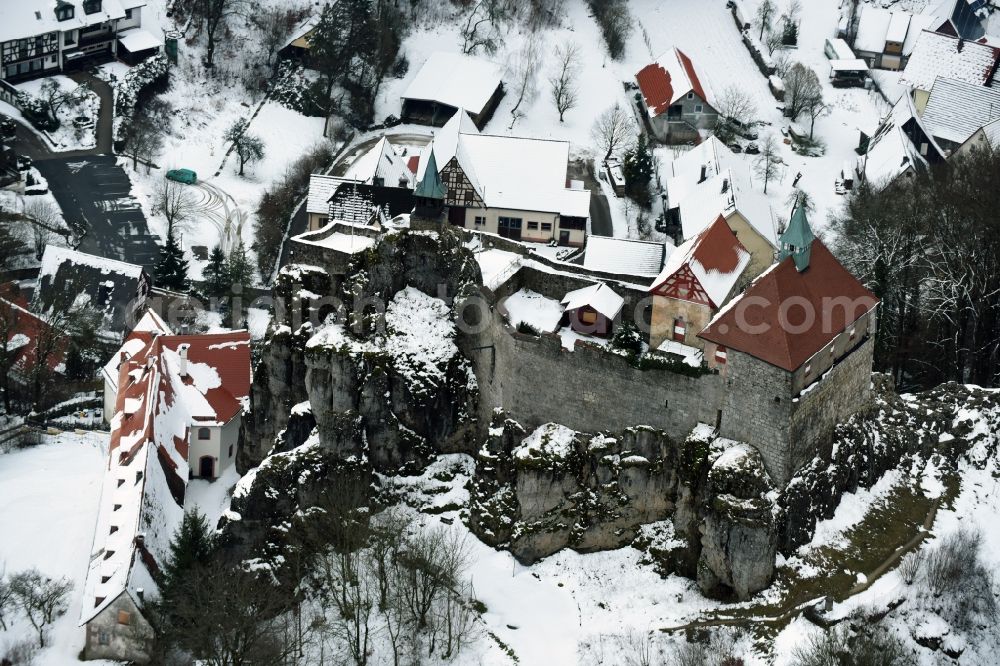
198;427;211;440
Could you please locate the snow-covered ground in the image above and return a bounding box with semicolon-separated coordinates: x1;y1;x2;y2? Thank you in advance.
0;433;112;666
13;75;99;152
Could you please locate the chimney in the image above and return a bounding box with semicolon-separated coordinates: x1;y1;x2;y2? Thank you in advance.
721;178;729;194
699;164;707;183
178;344;188;377
136;588;144;603
957;38;965;53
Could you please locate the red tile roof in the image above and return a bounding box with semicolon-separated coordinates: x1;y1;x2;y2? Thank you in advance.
635;47;710;117
692;215;748;275
0;296;67;377
698;241;879;372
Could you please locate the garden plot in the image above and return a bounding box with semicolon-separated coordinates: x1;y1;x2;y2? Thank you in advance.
15;76;99;152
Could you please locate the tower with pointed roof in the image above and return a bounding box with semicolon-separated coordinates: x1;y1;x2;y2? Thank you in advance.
779;204;815;272
412;149;447;227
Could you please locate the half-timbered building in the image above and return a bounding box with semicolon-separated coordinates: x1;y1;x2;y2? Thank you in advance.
648;215;753;362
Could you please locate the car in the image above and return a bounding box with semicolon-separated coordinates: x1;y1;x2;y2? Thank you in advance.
744;142;760;155
728;143;743;153
166;168;197;185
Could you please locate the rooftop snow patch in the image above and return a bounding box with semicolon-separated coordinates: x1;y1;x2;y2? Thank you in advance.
402;52;504;113
501;289;564;334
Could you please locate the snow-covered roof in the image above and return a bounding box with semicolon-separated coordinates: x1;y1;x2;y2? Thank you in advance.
678;167;777;248
899;30;1000;91
416;114;591;219
343;137;414;189
665;136;741;207
292;224;378;254
81;329;251;626
650;215;750;309
636;47;715;117
655;339;704;367
859;124;927;185
502;288;563;334
117;27;162;53
40;245;144;280
561;283;624;320
306;174;361;215
886;12;911;43
101;308;173;389
921;76;1000;145
402;52;504;113
830;59;870;72
854;7;894;53
968;116;1000;151
582;236;666;278
0;0;134;43
281;14;319;50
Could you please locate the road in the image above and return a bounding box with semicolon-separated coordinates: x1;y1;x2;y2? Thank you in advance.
568;158;613;237
35;156;160;271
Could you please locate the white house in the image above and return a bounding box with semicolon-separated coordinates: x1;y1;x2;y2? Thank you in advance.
635;47;719;143
0;0;155;83
81;319;251;661
413;109;591;247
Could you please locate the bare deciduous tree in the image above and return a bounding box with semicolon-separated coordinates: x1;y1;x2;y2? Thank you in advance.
716;85;758;129
193;0;247;69
782;62;822;120
21;199;64;260
121;113;163;171
764;28;783;55
591;104;636;162
548;41;581;123
803;91;830;140
156;179;197;237
507;41;541;129
9;569;72;647
461;0;510;56
756;0;776;40
225;118;265;176
755;134;781;194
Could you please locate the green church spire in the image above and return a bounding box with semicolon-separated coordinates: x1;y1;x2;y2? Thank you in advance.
415;149;446;200
779;203;815;272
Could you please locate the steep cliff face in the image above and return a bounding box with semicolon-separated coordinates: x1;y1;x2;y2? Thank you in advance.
468;416;779;600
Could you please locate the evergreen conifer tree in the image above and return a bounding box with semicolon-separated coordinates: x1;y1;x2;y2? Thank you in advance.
203;245;230;300
623;134;654;205
160;510;214;602
227;241;253;292
155;230;190;292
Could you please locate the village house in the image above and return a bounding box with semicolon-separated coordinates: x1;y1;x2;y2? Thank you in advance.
401;51;504;130
277;14;318;61
80;314;251;661
857;94;946;186
305;174;411;231
648;215;753;361
635;47;719;144
918;77;1000;155
699;207;879;483
414;109;591;247
0;289;68;398
0;0;155;83
898;30;1000;113
852;8;936;70
952;116;1000;159
33;245;150;342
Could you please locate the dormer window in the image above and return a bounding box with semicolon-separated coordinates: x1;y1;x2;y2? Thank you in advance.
56;3;74;21
83;0;102;15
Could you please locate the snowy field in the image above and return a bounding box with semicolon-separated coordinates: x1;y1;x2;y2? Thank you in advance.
0;433;112;666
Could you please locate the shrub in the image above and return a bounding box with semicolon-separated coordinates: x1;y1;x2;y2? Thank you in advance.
516;321;540;336
586;0;632;59
253;142;336;279
791;623;906;666
112;54;169;144
897;549;923;585
611;321;643;358
922;528;998;632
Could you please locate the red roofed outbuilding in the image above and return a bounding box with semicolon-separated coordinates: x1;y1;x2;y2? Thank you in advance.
635;47;719;144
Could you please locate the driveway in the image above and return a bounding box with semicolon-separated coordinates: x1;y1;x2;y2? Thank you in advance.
35;156;160;271
568;158;613;237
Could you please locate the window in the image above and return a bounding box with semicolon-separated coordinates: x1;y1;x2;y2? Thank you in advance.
714;346;727;365
580;310;597;325
497;216;522;240
673;317;686;342
117;610;131;626
198;427;211;440
229;444;234;458
687;92;694;99
541;222;553;232
124;7;133;18
57;4;75;21
473;216;486;226
695;104;703;113
561;217;586;230
527;221;539;230
464;190;474;204
64;31;75;45
98;631;110;646
82;0;102;15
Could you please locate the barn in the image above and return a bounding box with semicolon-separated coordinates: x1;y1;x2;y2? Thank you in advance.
401;52;504;130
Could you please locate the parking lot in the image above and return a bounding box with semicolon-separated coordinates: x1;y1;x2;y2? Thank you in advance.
35;155;160;271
